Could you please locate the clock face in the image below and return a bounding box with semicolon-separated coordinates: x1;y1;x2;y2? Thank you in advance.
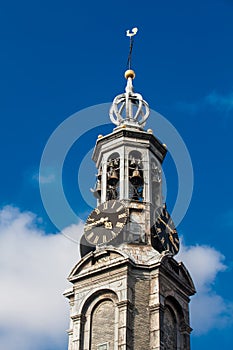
84;200;128;246
151;205;179;255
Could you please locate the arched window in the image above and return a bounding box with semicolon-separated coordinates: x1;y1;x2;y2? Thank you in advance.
91;299;115;350
80;290;118;350
128;151;144;201
163;305;177;350
106;152;120;200
163;296;188;350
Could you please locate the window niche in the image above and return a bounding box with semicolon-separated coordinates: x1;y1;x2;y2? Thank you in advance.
163;305;177;350
106;153;120;201
162;296;188;350
128;151;144;202
90;299;115;350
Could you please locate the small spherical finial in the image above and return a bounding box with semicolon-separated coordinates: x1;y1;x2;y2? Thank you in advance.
98;134;103;139
124;69;135;80
162;143;167;149
147;128;153;134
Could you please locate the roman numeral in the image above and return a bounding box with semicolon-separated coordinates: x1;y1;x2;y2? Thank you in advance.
93;236;99;244
87;232;94;240
111;230;117;238
116;222;124;228
111;201;116;209
118;212;127;219
94;208;100;215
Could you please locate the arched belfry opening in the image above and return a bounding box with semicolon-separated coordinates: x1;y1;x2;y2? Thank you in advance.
128;150;144;202
106;152;120;201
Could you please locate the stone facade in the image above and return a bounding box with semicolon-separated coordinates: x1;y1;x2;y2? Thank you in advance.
64;246;195;350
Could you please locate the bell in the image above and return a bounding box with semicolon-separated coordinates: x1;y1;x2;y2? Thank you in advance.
130;157;136;165
108;169;119;186
91;180;101;198
130;167;143;186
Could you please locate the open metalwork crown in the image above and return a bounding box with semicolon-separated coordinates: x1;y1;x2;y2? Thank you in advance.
109;69;150;129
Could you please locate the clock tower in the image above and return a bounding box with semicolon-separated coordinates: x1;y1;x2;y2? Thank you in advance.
64;34;195;350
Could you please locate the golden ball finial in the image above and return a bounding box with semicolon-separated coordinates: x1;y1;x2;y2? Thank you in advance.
124;69;136;80
98;134;103;139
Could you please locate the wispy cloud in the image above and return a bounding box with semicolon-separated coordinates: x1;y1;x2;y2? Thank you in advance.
177;241;233;334
176;91;233;116
33;173;56;184
218;208;233;229
205;91;233;112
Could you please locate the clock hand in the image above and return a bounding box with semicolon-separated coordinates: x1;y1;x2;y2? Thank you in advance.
158;217;175;234
85;217;109;229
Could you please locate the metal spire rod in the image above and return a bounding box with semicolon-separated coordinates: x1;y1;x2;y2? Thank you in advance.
126;27;138;69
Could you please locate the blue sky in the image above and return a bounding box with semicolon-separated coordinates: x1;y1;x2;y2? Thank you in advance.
0;0;233;349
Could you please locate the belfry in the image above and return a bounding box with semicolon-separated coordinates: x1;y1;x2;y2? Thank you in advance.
64;29;195;350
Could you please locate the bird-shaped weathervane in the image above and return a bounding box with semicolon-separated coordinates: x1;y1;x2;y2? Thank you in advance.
126;27;138;37
126;27;138;69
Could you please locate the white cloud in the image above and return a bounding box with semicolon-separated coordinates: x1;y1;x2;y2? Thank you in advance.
0;206;232;348
178;243;226;292
0;205;83;350
177;241;233;334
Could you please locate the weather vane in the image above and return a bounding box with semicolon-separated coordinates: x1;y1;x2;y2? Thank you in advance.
126;27;138;70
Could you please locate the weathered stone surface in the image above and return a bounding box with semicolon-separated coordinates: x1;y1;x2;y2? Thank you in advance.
64;247;195;350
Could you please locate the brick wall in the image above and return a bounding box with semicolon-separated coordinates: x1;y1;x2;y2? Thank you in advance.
133;276;150;350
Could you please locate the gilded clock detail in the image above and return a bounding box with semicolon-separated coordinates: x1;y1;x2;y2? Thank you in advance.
84;200;128;246
151;205;180;255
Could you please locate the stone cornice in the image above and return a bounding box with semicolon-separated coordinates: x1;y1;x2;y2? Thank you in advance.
93;128;167;164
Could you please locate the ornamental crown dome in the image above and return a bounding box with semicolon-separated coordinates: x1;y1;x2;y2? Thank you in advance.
109;69;150;129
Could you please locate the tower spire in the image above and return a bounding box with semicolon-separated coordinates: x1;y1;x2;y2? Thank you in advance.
126;27;138;70
109;27;150;129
